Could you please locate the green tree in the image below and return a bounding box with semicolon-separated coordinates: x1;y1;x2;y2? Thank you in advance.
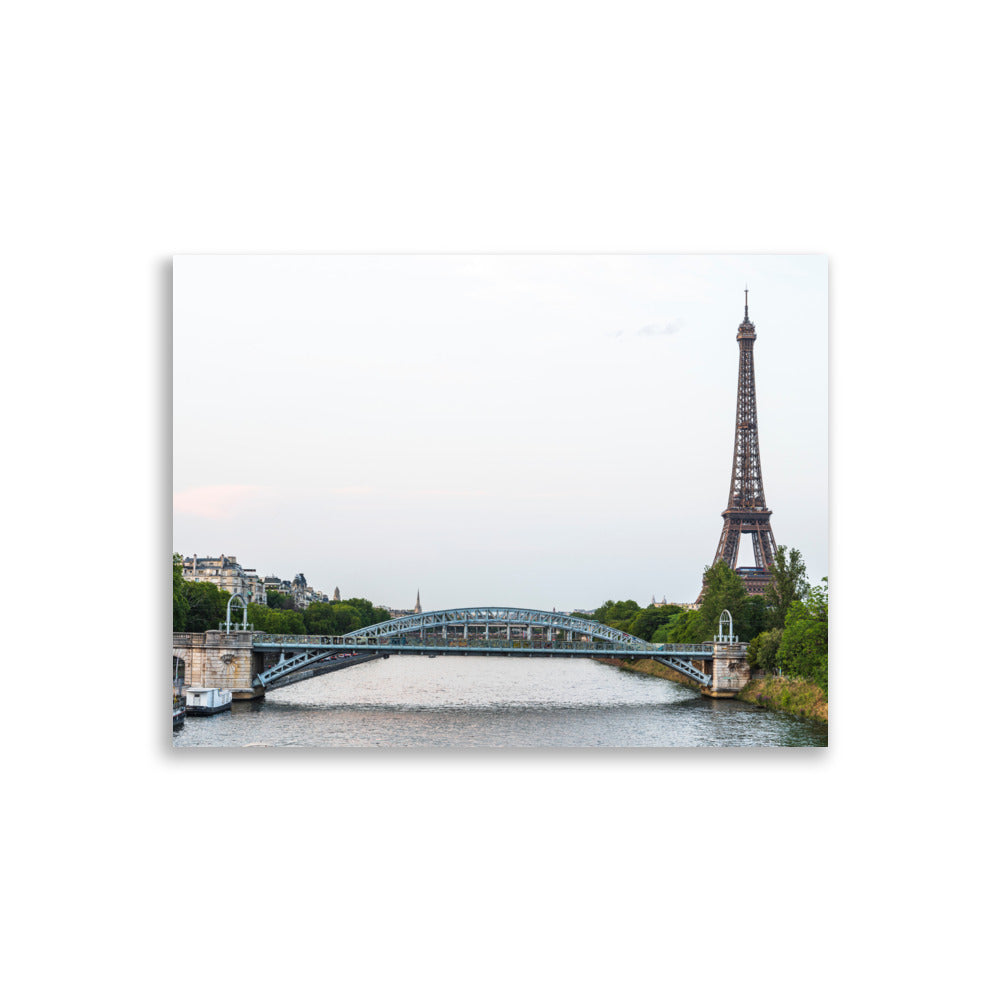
698;561;749;641
666;609;709;643
777;578;828;691
182;580;229;632
272;609;307;635
340;597;391;628
173;553;189;631
765;545;810;629
594;599;641;632
328;602;363;635
266;589;295;610
246;602;279;632
628;604;684;641
304;601;342;635
747;628;783;673
738;595;769;644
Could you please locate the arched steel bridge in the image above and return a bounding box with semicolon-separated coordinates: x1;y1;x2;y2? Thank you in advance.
252;607;713;689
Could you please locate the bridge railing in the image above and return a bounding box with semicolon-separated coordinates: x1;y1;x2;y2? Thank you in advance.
252;633;713;656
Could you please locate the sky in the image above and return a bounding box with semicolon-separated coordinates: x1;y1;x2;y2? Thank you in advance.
173;254;827;611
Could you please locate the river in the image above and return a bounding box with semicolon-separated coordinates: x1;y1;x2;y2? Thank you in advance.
173;655;826;747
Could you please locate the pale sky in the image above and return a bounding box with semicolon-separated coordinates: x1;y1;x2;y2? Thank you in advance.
173;254;827;610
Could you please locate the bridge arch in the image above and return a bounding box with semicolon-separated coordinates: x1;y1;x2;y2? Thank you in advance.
342;607;650;648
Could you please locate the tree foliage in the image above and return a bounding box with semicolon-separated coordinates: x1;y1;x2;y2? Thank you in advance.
339;597;391;629
173;554;189;631
182;581;229;632
245;602;306;634
666;609;709;642
765;545;809;630
266;589;296;610
747;628;782;673
627;604;685;641
698;560;749;640
593;599;641;632
777;578;828;692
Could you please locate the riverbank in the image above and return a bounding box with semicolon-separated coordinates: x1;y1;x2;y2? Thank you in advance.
736;676;828;724
599;658;828;725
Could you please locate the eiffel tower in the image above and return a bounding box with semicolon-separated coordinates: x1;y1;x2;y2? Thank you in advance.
700;290;778;600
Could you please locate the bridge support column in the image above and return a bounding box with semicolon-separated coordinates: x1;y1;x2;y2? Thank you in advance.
702;642;751;698
172;631;265;700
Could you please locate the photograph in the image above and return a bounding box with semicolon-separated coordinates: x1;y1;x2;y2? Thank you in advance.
172;253;828;747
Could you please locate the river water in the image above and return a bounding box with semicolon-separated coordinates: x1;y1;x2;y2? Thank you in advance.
172;655;826;748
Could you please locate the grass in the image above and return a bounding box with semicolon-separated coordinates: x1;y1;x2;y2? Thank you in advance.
737;676;828;723
598;657;829;725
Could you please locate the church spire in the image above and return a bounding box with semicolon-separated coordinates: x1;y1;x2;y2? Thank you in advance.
414;589;421;614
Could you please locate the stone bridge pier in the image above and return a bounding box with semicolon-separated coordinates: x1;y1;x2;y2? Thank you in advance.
702;640;751;698
172;630;265;700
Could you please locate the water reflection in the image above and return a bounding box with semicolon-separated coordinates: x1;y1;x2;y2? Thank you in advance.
173;655;826;748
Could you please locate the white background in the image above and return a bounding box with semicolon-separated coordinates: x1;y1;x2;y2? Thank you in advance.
4;2;995;999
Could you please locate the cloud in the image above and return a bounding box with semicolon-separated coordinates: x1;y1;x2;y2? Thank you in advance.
607;318;683;339
636;319;682;337
173;484;263;519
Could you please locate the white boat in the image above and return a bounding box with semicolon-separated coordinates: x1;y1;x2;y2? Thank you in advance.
185;687;233;716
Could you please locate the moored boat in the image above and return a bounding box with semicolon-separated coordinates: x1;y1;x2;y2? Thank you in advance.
185;687;233;716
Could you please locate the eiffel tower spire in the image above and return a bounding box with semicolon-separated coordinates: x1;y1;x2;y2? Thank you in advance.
701;291;778;600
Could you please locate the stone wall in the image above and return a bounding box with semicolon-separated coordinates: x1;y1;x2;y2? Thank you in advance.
172;631;263;699
705;642;751;697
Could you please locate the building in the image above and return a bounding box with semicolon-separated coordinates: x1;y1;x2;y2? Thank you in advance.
651;596;695;610
180;555;328;609
181;554;267;605
387;591;423;618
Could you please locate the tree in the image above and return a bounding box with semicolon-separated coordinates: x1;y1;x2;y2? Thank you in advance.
698;561;749;641
182;580;229;632
747;628;783;673
628;604;684;641
304;601;341;635
739;595;769;644
245;602;274;632
666;609;709;643
594;599;641;632
328;603;363;635
270;609;306;635
765;545;809;630
340;597;391;629
266;589;295;610
777;578;828;691
173;553;189;631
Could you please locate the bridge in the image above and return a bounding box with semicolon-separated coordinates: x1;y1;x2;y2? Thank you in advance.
173;606;752;700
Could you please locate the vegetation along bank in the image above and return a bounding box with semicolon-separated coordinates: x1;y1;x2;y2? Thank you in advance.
589;544;828;725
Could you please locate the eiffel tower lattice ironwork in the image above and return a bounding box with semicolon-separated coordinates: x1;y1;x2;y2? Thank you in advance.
702;290;778;599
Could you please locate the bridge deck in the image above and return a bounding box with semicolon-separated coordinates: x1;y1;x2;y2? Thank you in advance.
252;636;712;656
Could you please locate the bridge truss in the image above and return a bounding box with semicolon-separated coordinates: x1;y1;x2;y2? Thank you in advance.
253;607;713;689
